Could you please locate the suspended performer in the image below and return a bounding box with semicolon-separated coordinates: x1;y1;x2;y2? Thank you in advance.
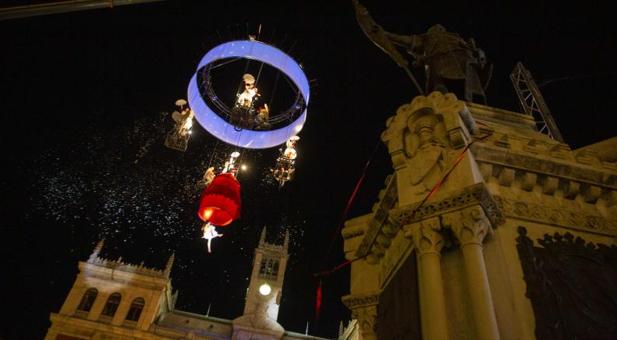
222;151;241;176
271;136;299;187
172;99;195;136
236;73;259;109
201;223;222;253
202;167;216;187
255;103;270;129
164;99;195;151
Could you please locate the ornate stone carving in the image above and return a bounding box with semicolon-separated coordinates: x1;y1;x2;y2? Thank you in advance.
405;218;443;256
443;205;491;246
342;292;380;338
353;305;378;338
542;176;559;195
516;227;617;340
391;182;503;228
356;184;503;262
341;292;380;310
498;167;515;186
382;92;475;196
472;143;617;188
355;175;398;259
494;196;617;236
520;172;537;191
582;185;602;203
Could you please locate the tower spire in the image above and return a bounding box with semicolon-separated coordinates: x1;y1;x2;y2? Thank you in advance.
164;252;175;277
88;239;104;262
259;227;267;246
283;230;290;251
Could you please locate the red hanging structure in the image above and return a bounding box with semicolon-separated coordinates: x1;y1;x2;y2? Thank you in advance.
315;280;323;321
197;173;241;226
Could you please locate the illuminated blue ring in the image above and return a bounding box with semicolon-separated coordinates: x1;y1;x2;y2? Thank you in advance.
188;40;309;149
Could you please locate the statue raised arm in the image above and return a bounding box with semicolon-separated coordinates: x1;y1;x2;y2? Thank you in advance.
352;1;492;103
352;0;424;94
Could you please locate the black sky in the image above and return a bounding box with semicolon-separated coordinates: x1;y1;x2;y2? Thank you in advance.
1;0;615;339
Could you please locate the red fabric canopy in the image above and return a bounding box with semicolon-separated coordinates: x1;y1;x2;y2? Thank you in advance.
197;173;241;226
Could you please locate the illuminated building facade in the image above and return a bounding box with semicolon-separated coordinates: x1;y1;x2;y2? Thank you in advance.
45;229;324;340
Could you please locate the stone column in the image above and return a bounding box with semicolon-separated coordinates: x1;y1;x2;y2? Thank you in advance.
405;217;449;340
444;206;500;340
342;293;379;340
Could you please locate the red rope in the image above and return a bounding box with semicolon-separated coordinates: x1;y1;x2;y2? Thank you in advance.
325;141;381;258
314;280;323;321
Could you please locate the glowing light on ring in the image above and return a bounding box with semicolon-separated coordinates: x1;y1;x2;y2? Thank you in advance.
188;40;309;149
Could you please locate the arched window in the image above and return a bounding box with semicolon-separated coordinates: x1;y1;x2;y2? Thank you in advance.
77;288;98;312
271;260;279;277
125;298;145;322
101;293;121;317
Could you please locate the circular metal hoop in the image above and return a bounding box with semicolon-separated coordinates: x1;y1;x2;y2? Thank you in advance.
188;40;310;149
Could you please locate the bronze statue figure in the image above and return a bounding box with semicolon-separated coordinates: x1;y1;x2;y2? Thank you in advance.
353;0;492;103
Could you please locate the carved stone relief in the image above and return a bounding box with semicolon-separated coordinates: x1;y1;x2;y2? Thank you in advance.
382;92;474;197
495;196;617;236
342;293;380;339
472;143;617;188
405;109;450;195
516;227;617;339
443;205;491;246
392;182;503;228
406;217;444;255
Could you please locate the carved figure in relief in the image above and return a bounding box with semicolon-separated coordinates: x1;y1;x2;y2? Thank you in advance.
404;107;450;194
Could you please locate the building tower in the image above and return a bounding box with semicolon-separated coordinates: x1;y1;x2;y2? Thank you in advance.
45;240;176;340
232;228;290;339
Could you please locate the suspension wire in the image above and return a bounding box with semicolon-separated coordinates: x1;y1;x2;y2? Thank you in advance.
287;39;298;55
281;73;300;96
268;69;282;107
233;23;241;40
279;33;289;50
210;57;242;70
254;61;265;86
206;138;221;170
215;29;223;43
269;27;277;45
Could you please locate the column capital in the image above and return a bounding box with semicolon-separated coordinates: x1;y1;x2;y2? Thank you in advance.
342;292;380;339
352;305;377;339
404;217;444;256
443;205;491;247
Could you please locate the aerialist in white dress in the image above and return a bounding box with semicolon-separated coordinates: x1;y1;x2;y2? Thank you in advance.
202;223;222;253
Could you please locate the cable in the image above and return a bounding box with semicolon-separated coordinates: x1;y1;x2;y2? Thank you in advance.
324;140;381;260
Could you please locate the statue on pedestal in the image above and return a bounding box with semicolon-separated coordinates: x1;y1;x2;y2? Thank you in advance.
353;0;492;103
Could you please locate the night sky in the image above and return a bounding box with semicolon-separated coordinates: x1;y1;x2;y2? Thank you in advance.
1;1;615;339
